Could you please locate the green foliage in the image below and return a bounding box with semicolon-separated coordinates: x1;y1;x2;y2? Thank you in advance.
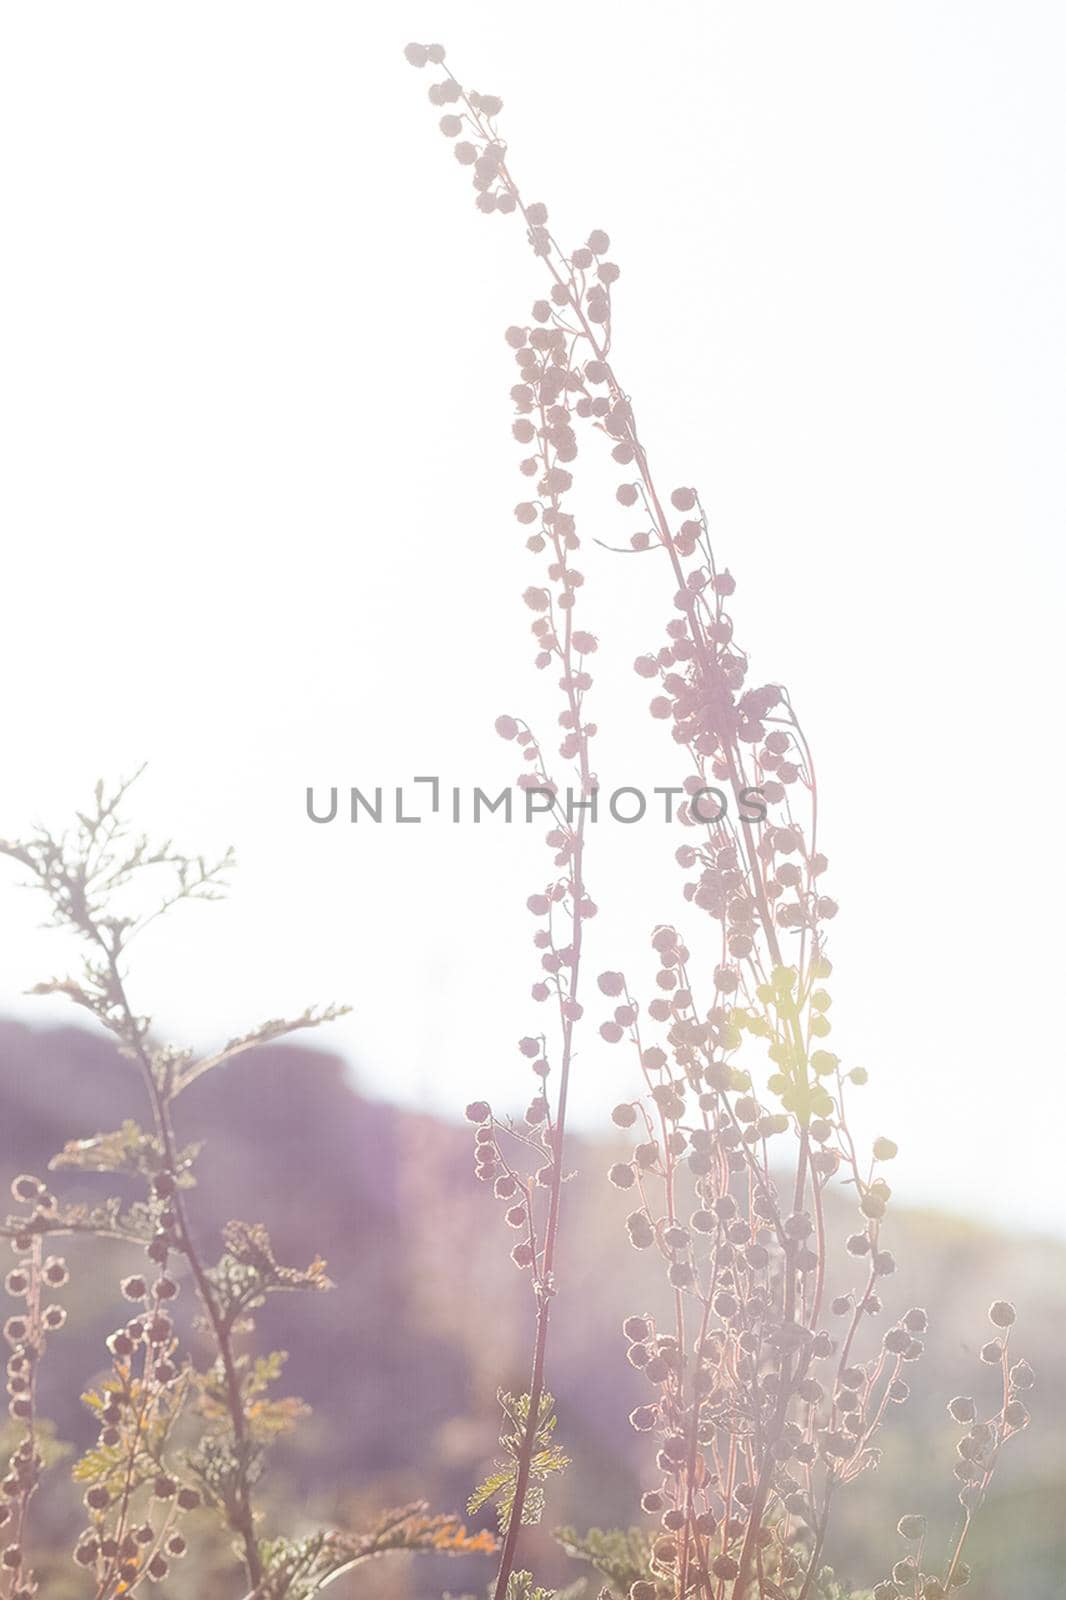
189;1348;307;1527
209;1220;334;1328
258;1503;498;1599
469;1391;570;1533
173;1007;350;1098
50;1117;201;1185
0;1194;154;1245
194;1348;309;1450
554;1526;655;1595
188;1427;267;1525
75;1369;190;1499
191;1226;334;1521
242;1352;311;1443
0;778;363;1596
504;1571;586;1600
257;1530;351;1600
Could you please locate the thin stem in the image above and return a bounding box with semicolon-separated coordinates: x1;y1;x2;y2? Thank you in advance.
103;942;263;1591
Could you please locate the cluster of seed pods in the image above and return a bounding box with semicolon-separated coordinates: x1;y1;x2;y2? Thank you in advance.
2;1176;70;1600
71;1165;205;1595
407;43;1031;1600
872;1299;1034;1600
2;1170;202;1596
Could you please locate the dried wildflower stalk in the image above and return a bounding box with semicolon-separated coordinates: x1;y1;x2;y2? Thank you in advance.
405;42;1033;1600
0;1231;71;1600
0;778;492;1599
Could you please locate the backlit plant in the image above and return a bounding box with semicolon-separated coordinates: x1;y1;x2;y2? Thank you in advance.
0;781;494;1598
404;41;1033;1600
0;37;1035;1600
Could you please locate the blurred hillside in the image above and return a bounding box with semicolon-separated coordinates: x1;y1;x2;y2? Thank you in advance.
0;1020;1062;1598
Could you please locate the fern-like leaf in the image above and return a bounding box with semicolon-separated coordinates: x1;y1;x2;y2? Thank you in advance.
469;1391;570;1533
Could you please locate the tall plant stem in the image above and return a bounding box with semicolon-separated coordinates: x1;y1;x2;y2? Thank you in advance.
103;943;264;1592
493;816;585;1600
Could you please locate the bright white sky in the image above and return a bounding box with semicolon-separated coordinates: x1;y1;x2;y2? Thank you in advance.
1;4;1063;1235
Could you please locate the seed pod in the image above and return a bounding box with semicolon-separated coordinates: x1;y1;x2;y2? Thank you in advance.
42;1257;69;1287
146;1313;172;1344
626;1212;654;1249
